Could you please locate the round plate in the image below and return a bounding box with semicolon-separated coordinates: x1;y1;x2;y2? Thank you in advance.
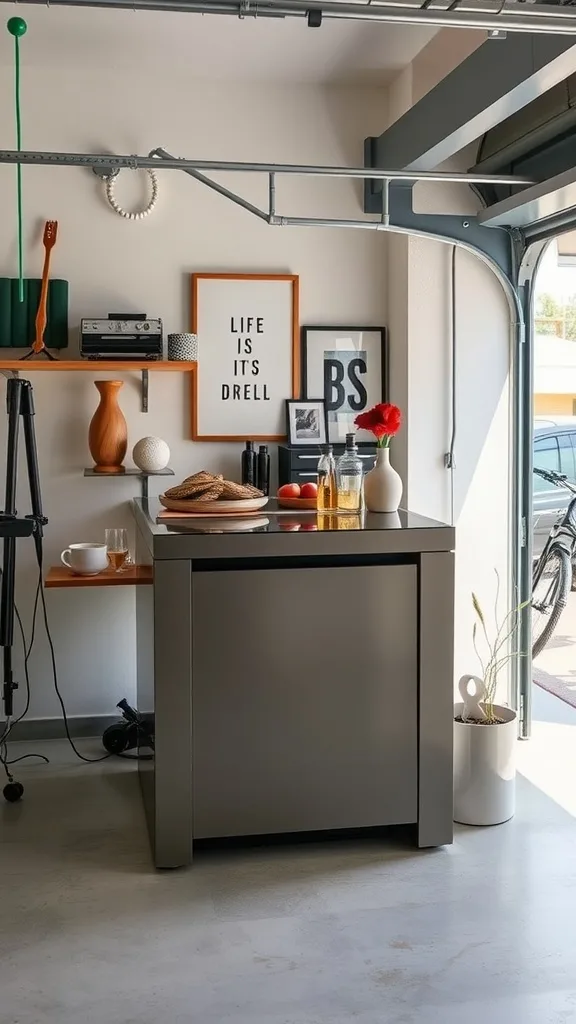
166;517;270;534
159;494;269;515
276;496;318;510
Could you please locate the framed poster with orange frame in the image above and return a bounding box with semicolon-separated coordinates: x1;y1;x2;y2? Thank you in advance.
190;273;300;441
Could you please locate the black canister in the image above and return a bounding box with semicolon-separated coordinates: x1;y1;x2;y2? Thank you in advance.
257;445;270;495
241;441;256;486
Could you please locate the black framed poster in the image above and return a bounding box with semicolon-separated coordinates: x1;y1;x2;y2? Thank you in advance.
301;326;388;445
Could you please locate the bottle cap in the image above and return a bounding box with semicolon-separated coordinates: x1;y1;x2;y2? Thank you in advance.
345;433;356;446
259;445;268;454
245;440;254;450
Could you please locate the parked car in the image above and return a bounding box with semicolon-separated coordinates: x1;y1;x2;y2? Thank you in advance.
533;416;576;560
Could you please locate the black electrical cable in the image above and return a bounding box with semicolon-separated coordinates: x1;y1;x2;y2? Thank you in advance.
0;583;46;777
5;753;49;765
3;585;48;766
2;547;112;770
37;549;112;764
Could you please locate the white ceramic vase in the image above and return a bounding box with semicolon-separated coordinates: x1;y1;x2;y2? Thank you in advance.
363;447;403;513
453;675;517;826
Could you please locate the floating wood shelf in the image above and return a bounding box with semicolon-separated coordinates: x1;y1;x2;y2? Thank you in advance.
0;359;197;411
84;467;174;498
0;360;197;371
45;565;153;588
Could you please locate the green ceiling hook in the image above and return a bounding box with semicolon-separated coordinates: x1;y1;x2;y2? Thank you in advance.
7;17;27;303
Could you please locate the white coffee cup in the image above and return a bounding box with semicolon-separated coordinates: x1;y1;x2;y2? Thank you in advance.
61;543;109;576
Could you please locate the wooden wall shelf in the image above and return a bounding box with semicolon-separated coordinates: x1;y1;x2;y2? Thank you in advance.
0;360;197;372
45;565;153;588
0;359;197;412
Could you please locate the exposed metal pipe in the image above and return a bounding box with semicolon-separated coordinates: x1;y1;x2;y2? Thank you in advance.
271;216;388;229
0;148;535;186
165;162;270;221
7;0;576;34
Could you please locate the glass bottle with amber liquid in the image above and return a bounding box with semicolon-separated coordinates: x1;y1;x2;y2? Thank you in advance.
336;433;363;511
317;445;337;511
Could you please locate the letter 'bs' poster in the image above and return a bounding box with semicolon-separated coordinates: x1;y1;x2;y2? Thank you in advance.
302;328;387;445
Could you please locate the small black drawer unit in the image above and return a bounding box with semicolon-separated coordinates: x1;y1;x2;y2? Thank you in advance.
278;445;377;487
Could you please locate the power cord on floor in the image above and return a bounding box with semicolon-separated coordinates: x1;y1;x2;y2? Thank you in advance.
37;559;112;764
0;587;49;785
1;544;114;778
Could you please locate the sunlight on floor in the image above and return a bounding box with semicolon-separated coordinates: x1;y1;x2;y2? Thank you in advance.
517;686;576;818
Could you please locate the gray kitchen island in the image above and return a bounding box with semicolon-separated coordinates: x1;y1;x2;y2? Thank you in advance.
133;499;455;869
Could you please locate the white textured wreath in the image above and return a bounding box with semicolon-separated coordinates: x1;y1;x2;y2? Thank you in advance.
104;168;159;220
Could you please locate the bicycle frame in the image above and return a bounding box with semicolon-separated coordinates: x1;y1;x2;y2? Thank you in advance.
533;469;576;589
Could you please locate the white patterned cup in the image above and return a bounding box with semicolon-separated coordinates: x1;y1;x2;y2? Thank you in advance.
167;333;198;361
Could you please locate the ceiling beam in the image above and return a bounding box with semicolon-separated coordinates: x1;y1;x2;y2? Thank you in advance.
368;35;576;173
477;165;576;230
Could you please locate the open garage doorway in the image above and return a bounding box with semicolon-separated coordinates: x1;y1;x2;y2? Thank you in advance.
531;238;576;722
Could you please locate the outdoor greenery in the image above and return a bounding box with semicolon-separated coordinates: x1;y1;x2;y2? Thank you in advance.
536;292;576;340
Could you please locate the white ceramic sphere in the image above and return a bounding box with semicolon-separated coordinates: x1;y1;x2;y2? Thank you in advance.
132;436;170;473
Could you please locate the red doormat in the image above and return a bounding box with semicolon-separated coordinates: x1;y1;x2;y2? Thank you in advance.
534;666;576;710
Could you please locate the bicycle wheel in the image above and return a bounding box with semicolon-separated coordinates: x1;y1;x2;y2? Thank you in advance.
532;546;571;659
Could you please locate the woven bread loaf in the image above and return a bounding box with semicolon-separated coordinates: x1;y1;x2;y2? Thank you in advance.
164;471;223;500
220;480;264;500
164;471;263;503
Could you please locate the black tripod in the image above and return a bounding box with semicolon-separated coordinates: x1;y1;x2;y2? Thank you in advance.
0;376;47;801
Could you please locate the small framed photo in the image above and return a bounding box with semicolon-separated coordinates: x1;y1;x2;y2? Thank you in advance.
301;326;387;445
286;399;327;447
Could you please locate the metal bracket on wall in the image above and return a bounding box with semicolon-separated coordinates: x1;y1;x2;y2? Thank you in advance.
84;467;175;498
363;140;523;283
141;370;149;413
92;165;120;181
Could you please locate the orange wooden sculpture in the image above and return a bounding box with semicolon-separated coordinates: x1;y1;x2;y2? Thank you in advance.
88;380;128;474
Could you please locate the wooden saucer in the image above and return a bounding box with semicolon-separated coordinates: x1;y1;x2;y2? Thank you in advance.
159;494;269;515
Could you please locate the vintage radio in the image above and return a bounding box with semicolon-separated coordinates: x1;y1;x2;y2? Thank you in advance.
80;314;163;360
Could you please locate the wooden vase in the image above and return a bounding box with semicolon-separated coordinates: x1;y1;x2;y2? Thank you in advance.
88;380;128;474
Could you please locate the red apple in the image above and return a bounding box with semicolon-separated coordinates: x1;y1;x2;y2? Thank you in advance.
300;482;318;499
278;483;301;498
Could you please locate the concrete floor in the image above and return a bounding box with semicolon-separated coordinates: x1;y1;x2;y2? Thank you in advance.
2;712;576;1024
534;589;576;707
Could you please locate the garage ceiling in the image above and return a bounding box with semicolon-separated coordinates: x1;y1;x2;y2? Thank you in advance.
0;6;435;80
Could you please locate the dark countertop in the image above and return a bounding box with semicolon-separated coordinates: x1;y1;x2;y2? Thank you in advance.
132;499;455;561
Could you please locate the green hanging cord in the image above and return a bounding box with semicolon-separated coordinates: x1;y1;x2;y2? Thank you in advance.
7;17;27;303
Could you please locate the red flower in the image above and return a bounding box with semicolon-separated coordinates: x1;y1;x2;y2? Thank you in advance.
355;403;402;444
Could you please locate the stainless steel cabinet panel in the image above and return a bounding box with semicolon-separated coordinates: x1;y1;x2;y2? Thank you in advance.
192;563;417;838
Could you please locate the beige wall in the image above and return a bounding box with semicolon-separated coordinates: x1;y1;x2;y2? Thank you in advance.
387;32;512;693
0;70;388;720
535;394;576;416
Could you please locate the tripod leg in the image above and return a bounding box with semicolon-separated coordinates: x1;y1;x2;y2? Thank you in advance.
0;378;23;716
20;381;46;562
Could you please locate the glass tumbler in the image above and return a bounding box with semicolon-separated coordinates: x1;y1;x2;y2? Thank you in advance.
105;528;129;573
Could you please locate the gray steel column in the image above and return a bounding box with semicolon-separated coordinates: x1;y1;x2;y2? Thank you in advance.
153;558;193;868
418;551;455;848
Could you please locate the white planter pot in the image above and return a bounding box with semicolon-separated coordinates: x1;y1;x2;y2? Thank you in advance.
453;701;517;826
363;447;403;513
